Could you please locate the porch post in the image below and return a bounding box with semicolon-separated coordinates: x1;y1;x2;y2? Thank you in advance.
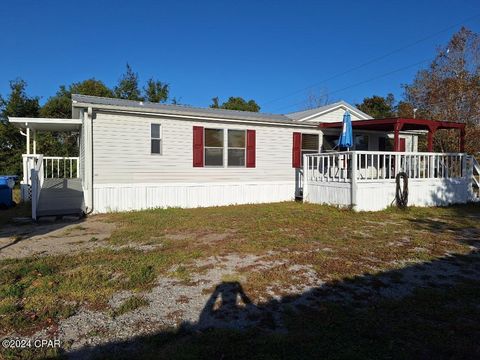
33;130;37;154
427;125;437;152
302;154;308;202
84;107;94;211
393;120;403;152
460;127;466;152
26;127;30;154
351;151;357;211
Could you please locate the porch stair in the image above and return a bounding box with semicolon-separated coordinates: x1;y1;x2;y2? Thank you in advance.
37;178;85;217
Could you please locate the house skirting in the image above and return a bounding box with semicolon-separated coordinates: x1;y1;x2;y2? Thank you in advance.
304;178;471;211
354;178;470;211
92;181;295;213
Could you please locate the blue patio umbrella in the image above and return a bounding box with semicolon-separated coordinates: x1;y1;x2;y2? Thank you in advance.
338;110;353;150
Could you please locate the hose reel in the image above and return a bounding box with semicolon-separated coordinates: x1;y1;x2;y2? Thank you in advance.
395;172;409;208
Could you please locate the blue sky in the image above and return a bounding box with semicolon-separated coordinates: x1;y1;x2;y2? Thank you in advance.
1;0;479;113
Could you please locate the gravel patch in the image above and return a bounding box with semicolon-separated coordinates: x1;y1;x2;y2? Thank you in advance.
24;247;480;359
0;217;115;260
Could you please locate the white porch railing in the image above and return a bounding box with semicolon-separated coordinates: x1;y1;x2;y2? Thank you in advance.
42;156;79;179
303;152;354;183
304;151;467;183
21;155;79;201
303;151;472;211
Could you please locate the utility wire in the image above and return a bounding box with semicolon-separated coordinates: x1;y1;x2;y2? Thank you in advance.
262;13;480;108
272;57;431;112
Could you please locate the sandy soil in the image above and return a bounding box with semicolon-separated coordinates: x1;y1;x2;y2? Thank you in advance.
0;217;116;260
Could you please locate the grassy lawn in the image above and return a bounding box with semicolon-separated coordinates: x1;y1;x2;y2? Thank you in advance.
1;201;479;359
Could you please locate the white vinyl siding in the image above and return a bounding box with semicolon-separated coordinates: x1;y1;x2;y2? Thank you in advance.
301;107;368;123
92;112;322;184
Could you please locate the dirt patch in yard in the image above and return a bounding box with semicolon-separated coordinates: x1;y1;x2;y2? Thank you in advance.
164;230;237;244
27;248;480;358
0;217;116;260
2;203;480;359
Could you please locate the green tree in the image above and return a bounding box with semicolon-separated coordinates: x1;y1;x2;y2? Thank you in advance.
41;79;113;118
114;64;143;101
403;27;480;152
210;96;260;112
0;79;40;175
39;79;112;158
356;94;396;119
144;78;169;103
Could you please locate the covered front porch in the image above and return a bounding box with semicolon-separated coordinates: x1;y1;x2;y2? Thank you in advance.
9;117;84;219
305;118;478;211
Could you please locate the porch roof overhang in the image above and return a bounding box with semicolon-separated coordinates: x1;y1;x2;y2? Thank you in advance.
318;117;465;132
8;117;82;131
319;117;466;152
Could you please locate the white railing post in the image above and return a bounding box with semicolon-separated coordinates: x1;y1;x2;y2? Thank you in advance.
351;151;357;210
22;155;28;185
395;153;401;177
30;155;44;220
31;168;37;220
303;154;308;201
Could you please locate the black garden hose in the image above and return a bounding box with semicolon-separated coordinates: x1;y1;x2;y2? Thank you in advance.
395;172;409;208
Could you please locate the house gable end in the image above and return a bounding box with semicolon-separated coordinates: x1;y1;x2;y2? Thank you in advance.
286;101;372;123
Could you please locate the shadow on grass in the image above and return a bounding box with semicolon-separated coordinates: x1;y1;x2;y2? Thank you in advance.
63;247;480;359
0;202;85;253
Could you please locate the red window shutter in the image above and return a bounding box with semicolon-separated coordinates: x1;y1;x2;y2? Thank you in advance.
246;130;256;168
193;126;204;167
292;132;301;168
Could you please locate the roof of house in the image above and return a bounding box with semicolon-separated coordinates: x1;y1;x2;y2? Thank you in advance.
285;100;373;121
71;95;371;125
71;94;294;124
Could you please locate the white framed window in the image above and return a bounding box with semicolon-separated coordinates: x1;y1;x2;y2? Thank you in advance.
301;133;319;159
228;129;246;167
204;128;224;166
151;123;162;154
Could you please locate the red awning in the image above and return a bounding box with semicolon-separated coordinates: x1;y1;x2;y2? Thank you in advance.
320;117;465;131
319;118;466;152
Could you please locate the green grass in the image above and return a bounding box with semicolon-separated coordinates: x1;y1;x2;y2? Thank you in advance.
0;201;479;342
111;296;149;318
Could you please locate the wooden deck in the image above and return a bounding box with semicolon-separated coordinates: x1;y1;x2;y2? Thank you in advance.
37;178;85;217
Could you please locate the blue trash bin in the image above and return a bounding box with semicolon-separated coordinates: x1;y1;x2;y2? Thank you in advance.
0;175;18;208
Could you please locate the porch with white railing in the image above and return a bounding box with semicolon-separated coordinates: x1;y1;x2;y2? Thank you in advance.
22;154;84;219
303;151;476;211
